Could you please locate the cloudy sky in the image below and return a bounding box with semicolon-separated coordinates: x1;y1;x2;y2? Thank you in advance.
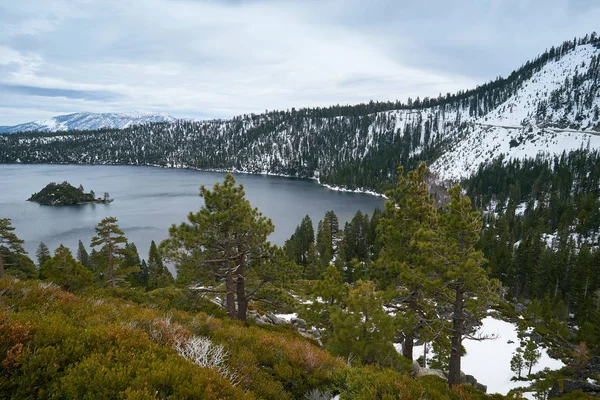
1;0;599;125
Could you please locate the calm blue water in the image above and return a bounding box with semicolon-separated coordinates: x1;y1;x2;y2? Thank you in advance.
0;164;384;269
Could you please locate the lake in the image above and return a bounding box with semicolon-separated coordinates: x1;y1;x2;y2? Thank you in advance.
0;164;384;270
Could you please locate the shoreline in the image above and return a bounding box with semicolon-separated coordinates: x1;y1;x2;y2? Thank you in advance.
4;161;387;199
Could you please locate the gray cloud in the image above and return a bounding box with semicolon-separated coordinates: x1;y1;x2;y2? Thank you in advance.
0;0;598;125
0;84;120;101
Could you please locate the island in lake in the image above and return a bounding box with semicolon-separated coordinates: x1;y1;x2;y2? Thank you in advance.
28;181;113;206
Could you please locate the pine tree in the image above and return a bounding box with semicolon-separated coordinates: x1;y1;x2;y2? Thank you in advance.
523;339;541;376
36;242;51;267
39;245;92;292
90;217;137;288
327;280;397;366
316;218;333;265
374;162;441;361
301;264;347;341
439;185;501;386
76;240;90;269
511;349;525;379
161;174;294;322
147;240;173;289
0;218;27;279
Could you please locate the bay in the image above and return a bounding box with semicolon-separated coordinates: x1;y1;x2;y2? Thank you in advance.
0;164;384;270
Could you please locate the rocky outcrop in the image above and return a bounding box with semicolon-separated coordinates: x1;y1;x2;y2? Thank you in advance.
549;379;600;398
411;362;487;393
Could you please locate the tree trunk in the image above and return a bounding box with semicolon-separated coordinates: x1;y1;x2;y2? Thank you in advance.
448;287;464;387
0;254;4;279
236;256;247;323
403;292;418;361
225;267;236;319
402;332;414;361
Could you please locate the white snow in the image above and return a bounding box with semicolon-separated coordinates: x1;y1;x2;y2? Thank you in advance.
0;111;178;133
430;44;600;182
274;313;297;322
462;317;564;397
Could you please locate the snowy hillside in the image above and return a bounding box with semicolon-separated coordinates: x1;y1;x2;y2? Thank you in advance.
0;36;599;190
0;112;177;133
431;42;600;181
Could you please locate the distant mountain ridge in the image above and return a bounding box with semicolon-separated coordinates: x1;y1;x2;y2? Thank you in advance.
1;34;599;191
0;112;178;134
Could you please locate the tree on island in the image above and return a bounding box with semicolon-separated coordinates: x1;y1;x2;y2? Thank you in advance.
161;173;296;322
90;217;138;288
28;182;112;206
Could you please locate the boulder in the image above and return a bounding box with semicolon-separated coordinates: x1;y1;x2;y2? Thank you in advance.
514;303;527;314
415;366;446;380
255;315;271;325
291;317;307;329
463;374;487;393
267;313;285;325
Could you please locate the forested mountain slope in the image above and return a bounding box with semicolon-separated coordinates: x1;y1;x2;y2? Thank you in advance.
1;35;599;191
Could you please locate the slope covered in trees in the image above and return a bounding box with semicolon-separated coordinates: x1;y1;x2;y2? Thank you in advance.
1;35;599;191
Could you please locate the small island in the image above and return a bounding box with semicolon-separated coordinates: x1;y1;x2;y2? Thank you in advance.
28;181;113;206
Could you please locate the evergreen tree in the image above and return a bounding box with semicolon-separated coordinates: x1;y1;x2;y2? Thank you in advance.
510;349;525;379
161;174;294;322
301;264;347;342
122;242;143;286
0;218;27;279
374;162;440;361
39;245;92;292
76;240;90;269
147;240;173;289
439;185;501;386
523;339;541;376
327;280;397;366
90;217;137;288
36;242;51;267
316;218;333;265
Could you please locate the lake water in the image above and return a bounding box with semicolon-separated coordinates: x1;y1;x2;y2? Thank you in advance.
0;164;384;269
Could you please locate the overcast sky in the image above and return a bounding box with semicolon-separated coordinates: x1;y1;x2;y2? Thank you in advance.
0;0;599;125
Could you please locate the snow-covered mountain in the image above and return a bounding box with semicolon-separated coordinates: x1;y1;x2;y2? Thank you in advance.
1;35;599;191
431;42;600;181
0;112;177;134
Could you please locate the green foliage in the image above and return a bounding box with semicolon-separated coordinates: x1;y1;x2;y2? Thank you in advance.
335;366;503;400
439;185;501;385
522;340;542;376
0;278;354;400
35;242;51;267
162;173;296;322
91;217;139;288
39;245;93;293
76;239;90;269
374;162;442;360
510;349;525;379
147;240;173;290
327;280;399;367
0;218;31;279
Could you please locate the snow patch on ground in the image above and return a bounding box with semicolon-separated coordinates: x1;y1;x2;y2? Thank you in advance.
274;313;297;322
462;317;564;397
